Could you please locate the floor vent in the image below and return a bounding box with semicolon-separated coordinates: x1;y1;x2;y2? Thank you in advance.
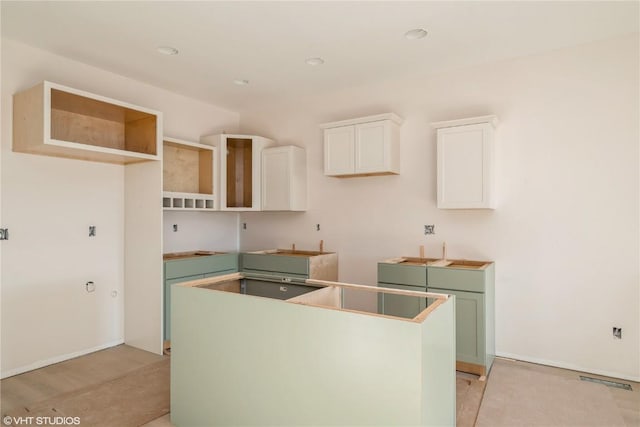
579;375;633;391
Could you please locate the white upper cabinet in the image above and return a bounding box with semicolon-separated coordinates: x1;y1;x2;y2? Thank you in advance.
262;146;307;211
432;115;498;209
321;113;403;177
200;134;275;211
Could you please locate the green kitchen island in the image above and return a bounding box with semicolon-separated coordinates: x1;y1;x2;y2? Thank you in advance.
170;273;456;426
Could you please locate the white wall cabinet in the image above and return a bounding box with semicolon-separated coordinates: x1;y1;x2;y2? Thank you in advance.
321;113;403;177
432;115;498;209
200;134;275;211
262;146;307;211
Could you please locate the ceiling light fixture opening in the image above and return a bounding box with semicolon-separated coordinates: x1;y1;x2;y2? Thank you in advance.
233;79;249;86
404;28;428;40
156;46;179;55
305;57;325;66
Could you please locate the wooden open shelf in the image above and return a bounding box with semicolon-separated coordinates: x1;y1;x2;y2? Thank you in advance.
162;137;217;210
13;81;161;164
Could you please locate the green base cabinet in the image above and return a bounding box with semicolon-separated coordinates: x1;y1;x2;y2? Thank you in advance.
378;258;495;376
164;253;239;341
428;262;495;376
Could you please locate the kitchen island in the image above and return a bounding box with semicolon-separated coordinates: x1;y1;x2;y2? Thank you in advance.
170;273;456;426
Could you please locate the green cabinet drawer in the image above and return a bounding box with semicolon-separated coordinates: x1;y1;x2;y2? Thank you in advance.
427;265;489;292
377;283;427;319
429;287;485;366
244;279;318;300
166;274;203;340
165;253;238;279
377;263;427;287
241;254;309;278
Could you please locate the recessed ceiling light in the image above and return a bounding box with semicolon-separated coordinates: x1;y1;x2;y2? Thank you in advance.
305;57;325;66
404;29;428;40
156;46;179;55
233;79;249;86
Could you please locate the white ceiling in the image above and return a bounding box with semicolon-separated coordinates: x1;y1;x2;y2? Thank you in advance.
2;1;638;112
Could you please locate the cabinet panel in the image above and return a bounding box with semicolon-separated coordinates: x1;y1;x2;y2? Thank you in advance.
378;263;427;287
324;126;355;175
241;253;309;278
165;254;238;280
377;283;427;318
165;274;204;340
427;266;486;292
438;127;484;203
262;146;307;211
355;121;387;173
429;288;485;366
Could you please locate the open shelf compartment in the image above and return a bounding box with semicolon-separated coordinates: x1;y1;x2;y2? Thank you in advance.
13;81;161;164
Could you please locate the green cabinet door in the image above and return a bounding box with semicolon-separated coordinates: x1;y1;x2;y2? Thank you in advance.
429;287;485;366
377;283;427;319
165;274;203;340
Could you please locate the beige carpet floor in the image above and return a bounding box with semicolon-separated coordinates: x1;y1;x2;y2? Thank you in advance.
476;360;628;426
7;358;170;427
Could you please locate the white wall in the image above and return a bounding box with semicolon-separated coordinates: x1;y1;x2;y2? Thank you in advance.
238;35;640;380
163;211;239;253
0;38;240;377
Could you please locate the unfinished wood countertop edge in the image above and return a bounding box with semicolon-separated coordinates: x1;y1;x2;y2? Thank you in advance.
177;274;450;323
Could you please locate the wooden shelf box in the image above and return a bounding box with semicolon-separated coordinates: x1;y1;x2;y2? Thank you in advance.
162;137;217;210
13;81;161;164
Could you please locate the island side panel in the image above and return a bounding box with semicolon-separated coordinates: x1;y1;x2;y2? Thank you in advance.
171;286;429;426
420;296;456;426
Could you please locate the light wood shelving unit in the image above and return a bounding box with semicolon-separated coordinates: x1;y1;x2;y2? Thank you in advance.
162;137;217;210
13;81;161;164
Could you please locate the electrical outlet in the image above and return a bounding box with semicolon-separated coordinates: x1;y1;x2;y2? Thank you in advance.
316;224;321;231
89;226;96;237
85;281;95;293
0;228;9;240
173;224;178;232
424;225;435;235
243;223;247;230
613;327;622;339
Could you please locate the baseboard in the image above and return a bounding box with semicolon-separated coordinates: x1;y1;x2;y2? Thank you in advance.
1;339;125;379
496;351;640;383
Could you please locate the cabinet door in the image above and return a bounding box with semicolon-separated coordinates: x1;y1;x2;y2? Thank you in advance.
355;120;389;173
324;126;355;175
429;287;485;366
437;122;494;209
262;147;291;210
165;274;204;340
378;283;427;319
